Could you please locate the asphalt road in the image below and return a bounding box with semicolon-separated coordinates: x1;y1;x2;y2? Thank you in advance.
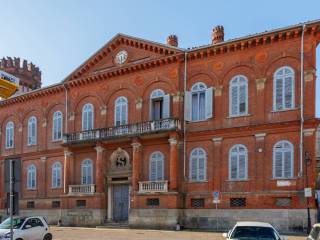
51;227;307;240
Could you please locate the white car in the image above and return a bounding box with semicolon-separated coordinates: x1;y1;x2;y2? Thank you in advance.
307;223;320;240
0;216;52;240
222;221;286;240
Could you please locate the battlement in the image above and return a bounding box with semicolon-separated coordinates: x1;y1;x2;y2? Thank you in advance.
0;57;42;91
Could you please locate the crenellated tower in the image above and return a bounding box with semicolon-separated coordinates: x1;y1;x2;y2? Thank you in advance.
0;57;41;94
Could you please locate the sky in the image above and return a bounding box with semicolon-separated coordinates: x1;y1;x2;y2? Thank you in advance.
1;0;319;116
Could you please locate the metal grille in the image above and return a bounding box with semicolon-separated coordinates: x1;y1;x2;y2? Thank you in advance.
27;201;35;209
52;201;61;208
76;200;86;208
146;198;160;206
275;197;291;207
191;198;205;208
230;198;246;207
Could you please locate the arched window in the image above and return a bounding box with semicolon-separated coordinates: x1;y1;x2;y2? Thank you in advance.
150;89;170;120
273;140;294;178
27;164;36;190
191;82;206;121
229;144;248;180
5;121;14;149
81;159;93;184
52;111;63;141
82;103;94;131
149;151;164;181
189;148;207;181
229;75;248;116
115;97;128;126
28;116;37;145
52;162;62;188
273;66;295;111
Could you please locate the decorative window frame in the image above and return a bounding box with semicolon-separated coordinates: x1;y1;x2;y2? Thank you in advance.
229;75;249;117
189;147;207;182
228;144;248;180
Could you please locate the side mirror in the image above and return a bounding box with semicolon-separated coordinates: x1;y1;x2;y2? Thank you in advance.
24;224;32;229
222;233;228;238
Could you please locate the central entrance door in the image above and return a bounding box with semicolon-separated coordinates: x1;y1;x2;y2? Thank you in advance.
113;184;129;222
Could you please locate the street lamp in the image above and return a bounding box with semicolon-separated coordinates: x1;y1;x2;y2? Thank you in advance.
305;151;312;233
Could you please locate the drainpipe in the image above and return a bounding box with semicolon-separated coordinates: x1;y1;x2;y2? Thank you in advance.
63;83;68;134
299;24;306;177
183;52;187;180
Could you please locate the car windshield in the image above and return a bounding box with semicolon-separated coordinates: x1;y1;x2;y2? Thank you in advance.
231;226;280;240
0;217;26;229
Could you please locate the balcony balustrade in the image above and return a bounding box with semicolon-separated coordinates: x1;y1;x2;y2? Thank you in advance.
68;184;95;195
138;180;168;193
63;118;180;144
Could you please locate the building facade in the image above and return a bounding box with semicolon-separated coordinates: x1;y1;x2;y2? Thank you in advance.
0;21;320;232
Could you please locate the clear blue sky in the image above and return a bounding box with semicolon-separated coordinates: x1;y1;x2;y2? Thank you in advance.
1;0;319;116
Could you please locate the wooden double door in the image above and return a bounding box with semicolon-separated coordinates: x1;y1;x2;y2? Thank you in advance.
112;184;129;222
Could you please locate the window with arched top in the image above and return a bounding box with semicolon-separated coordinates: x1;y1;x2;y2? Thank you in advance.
28;116;37;145
52;162;62;188
149;89;170;121
189;148;207;181
115;97;128;126
229;75;248;117
273;66;295;111
27;164;36;190
81;159;93;184
149;151;164;181
5;121;14;149
273;140;294;179
229;144;248;180
185;82;213;122
52;111;63;141
82;103;94;131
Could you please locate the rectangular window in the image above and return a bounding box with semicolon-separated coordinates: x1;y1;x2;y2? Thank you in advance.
52;201;61;208
76;200;86;208
146;198;160;206
275;197;291;207
191;198;205;208
152;99;163;120
27;201;35;209
230;198;246;207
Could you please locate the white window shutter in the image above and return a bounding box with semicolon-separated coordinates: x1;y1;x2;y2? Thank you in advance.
275;78;283;110
163;94;170;119
231;86;238;115
150;160;157;181
205;87;213;119
284;151;292;178
198;157;205;181
149;99;153;120
274;151;283;178
184;91;192;121
230;155;237;179
156;159;163;180
238;154;246;179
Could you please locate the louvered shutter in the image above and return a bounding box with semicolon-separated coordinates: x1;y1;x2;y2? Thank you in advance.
121;103;127;125
274;151;283;178
89;109;93;130
283;151;292;178
238;154;246;179
231;86;238;115
198;157;205;181
284;76;293;109
239;85;246;114
275;78;283;110
205;87;213;119
191;158;197;181
157;158;163;180
150;159;157;181
149;99;153;120
163;94;170;119
230;155;237;179
184;91;192;121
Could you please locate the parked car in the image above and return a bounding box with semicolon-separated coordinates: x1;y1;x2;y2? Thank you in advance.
307;224;320;240
0;216;52;240
222;221;286;240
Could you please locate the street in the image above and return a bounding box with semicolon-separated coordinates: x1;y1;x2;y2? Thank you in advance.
51;227;307;240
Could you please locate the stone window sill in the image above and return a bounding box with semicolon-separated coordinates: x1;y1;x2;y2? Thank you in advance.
188;180;208;183
226;179;250;182
270;108;299;113
227;114;251;119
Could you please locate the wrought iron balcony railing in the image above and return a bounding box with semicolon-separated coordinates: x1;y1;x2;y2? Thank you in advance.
138;180;168;193
68;184;95;195
63;118;180;144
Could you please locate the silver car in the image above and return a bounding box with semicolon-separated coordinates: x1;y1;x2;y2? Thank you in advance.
222;221;286;240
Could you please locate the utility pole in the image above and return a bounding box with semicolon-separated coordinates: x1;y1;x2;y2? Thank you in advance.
9;159;13;240
305;151;312;233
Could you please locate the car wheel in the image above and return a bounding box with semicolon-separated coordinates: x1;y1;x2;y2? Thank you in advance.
43;233;52;240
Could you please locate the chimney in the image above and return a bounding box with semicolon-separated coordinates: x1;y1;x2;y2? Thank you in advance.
167;35;178;47
212;25;224;44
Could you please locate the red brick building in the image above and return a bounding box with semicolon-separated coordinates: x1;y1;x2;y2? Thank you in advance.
0;20;320;231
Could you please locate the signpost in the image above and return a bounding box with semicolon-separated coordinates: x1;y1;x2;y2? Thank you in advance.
213;191;220;209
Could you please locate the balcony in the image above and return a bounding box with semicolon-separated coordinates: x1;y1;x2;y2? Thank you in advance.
138;180;168;193
68;184;95;195
63;118;180;144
